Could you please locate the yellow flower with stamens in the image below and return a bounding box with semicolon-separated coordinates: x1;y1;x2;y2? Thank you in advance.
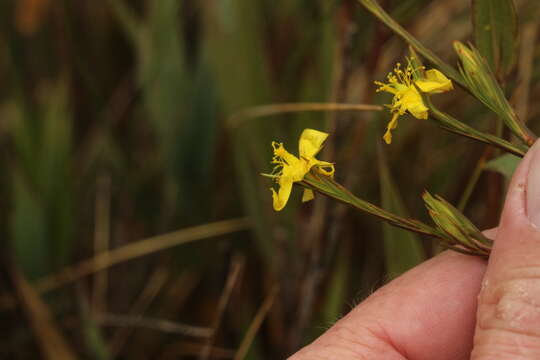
267;129;335;211
375;62;453;144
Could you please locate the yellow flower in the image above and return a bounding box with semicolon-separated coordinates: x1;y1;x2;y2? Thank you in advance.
267;129;335;211
375;62;453;144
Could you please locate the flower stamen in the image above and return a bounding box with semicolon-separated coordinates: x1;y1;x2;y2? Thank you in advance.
375;59;452;144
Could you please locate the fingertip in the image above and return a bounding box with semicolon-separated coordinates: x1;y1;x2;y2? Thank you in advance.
490;141;540;262
498;143;535;229
295;251;486;360
473;141;540;358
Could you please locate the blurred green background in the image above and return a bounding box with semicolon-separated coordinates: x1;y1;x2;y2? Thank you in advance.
1;0;539;358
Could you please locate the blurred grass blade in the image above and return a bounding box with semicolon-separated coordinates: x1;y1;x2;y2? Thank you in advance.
9;265;77;360
105;0;141;45
11;175;49;279
234;286;278;360
484;153;520;179
108;0;186;166
109;268;169;356
40;82;74;272
357;0;465;87
228;103;382;129
232;134;275;265
11;82;74;279
82;315;111;360
378;146;425;277
322;242;350;325
15;0;51;35
0;218;250;309
472;0;518;79
37;218;250;293
97;313;212;337
200;255;244;360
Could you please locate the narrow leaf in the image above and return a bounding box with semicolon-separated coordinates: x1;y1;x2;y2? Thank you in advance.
484;153;520;179
472;0;518;79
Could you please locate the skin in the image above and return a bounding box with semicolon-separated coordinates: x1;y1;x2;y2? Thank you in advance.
290;142;540;360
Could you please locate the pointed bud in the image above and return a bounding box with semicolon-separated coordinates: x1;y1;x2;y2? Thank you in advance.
453;41;533;146
423;191;492;255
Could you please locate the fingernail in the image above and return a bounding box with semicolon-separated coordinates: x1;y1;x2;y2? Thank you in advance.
527;141;540;226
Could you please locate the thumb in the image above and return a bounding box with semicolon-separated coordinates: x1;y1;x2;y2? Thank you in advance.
473;140;540;359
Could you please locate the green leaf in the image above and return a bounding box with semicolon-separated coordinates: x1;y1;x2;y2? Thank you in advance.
378;147;425;278
106;0;141;44
11;177;49;280
472;0;518;79
484;153;520;179
10;82;74;279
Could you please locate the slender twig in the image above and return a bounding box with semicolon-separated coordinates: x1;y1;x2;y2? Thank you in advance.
161;342;236;359
97;313;212;338
0;218;250;311
234;286;278;360
457;151;488;212
228;103;382;128
108;267;169;356
199;255;244;360
92;173;111;315
9;265;77;360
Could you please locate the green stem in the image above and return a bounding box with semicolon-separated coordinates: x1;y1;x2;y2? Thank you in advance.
457;154;486;212
301;173;489;257
508;111;537;147
302;173;440;237
424;97;527;157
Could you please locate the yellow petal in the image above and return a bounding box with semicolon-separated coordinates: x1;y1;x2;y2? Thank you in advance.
281;159;310;182
299;128;328;159
271;177;293;211
302;189;314;202
383;113;399;144
311;160;335;177
415;69;453;93
406;102;429;119
383;129;393;144
400;89;428;119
